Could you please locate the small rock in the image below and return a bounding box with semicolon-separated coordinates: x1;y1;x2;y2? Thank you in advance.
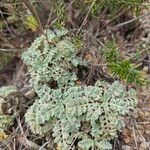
25;90;35;99
146;130;150;135
122;145;131;150
139;142;150;150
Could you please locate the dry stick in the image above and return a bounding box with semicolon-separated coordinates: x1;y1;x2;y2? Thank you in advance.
0;48;19;52
138;122;150;124
45;9;53;29
2;118;26;150
134;119;150;150
45;10;57;46
79;28;105;47
100;12;150;36
67;133;80;150
79;29;113;81
2;141;12;150
77;0;96;34
66;0;76;10
13;135;16;150
39;141;50;150
0;32;21;49
0;9;13;37
45;10;53;46
99;6;126;31
116;12;150;28
132;121;139;150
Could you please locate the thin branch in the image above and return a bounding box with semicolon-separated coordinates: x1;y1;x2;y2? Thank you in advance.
0;8;14;37
116;12;150;28
0;32;21;49
77;0;96;34
0;48;23;52
132;120;139;150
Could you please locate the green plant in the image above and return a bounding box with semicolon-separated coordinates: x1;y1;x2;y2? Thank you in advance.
104;41;144;86
22;28;86;92
97;0;143;15
22;28;137;150
25;81;136;149
75;0;143;18
53;1;67;27
73;35;84;49
25;81;137;150
24;15;39;32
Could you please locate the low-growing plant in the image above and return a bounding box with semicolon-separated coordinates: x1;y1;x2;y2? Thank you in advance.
22;28;86;92
25;81;137;150
104;41;145;86
22;28;137;150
